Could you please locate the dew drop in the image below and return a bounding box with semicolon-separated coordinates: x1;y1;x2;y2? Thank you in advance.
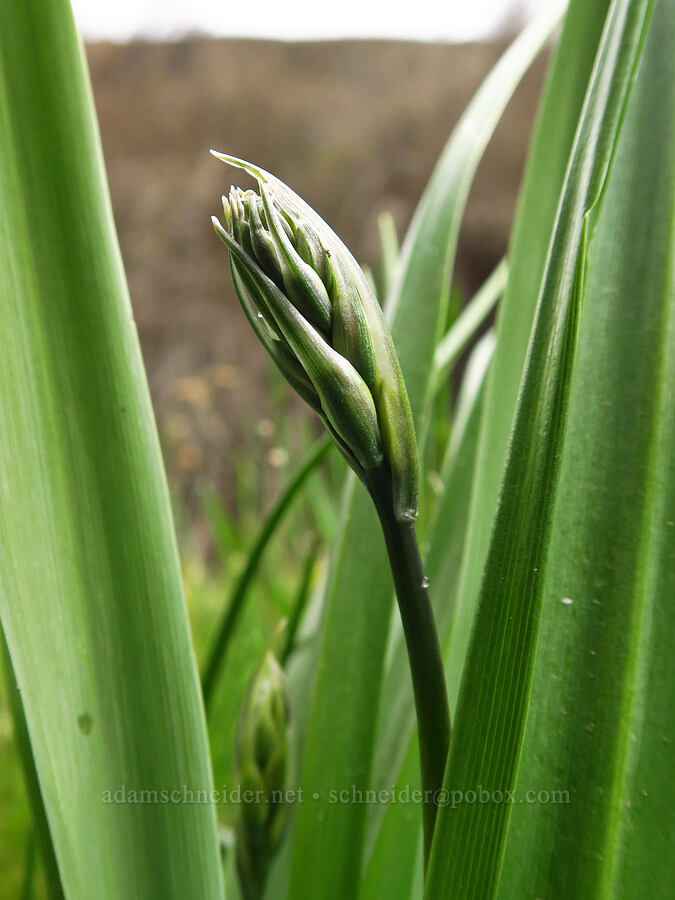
421;576;431;589
257;312;263;319
561;597;574;606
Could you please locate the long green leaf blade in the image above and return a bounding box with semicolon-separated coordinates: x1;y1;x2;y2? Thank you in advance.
498;1;675;894
389;2;565;442
444;0;614;716
431;259;507;395
424;0;656;896
0;2;223;897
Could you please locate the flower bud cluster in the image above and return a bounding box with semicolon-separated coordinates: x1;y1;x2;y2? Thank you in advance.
212;153;418;520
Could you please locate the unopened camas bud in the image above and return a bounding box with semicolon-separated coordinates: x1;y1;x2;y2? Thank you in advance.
235;651;290;900
211;152;418;520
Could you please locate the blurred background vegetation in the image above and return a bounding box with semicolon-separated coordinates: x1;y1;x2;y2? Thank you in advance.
0;35;547;896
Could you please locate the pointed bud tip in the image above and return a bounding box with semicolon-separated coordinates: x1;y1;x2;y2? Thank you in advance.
221;195;232;226
212;215;228;239
209;150;267;187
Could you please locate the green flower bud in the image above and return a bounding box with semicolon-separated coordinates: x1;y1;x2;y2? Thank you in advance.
212;151;419;519
288;216;330;287
327;254;377;392
228;252;323;416
212;214;383;473
235;651;290;900
245;192;280;281
260;185;332;336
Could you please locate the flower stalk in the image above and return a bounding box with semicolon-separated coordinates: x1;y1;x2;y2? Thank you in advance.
367;465;451;862
211;153;450;863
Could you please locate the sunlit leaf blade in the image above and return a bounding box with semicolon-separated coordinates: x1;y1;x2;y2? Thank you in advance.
0;2;223;897
424;0;656;897
389;1;565;441
275;11;562;898
498;1;674;895
282;479;386;899
376;212;400;300
431;259;506;395
444;0;613;713
362;742;424;900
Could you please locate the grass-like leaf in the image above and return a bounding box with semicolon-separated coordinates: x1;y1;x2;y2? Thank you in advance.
431;259;506;395
424;0;657;895
280;539;322;666
1;631;64;900
376;212;400;300
201;438;332;710
498;1;674;894
444;0;614;715
0;2;223;897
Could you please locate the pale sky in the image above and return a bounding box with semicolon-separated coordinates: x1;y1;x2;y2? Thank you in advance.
70;0;551;42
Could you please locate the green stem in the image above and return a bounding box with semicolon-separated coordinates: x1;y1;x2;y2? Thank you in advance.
369;470;451;867
201;438;332;712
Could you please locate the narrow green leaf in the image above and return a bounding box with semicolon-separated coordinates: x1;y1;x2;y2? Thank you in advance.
431;258;506;395
20;831;37;900
388;2;564;440
201;438;332;711
425;1;656;896
280;539;322;667
362;741;424;900
444;0;614;714
1;629;64;900
283;11;562;898
376;212;400;300
498;1;675;894
0;2;223;897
